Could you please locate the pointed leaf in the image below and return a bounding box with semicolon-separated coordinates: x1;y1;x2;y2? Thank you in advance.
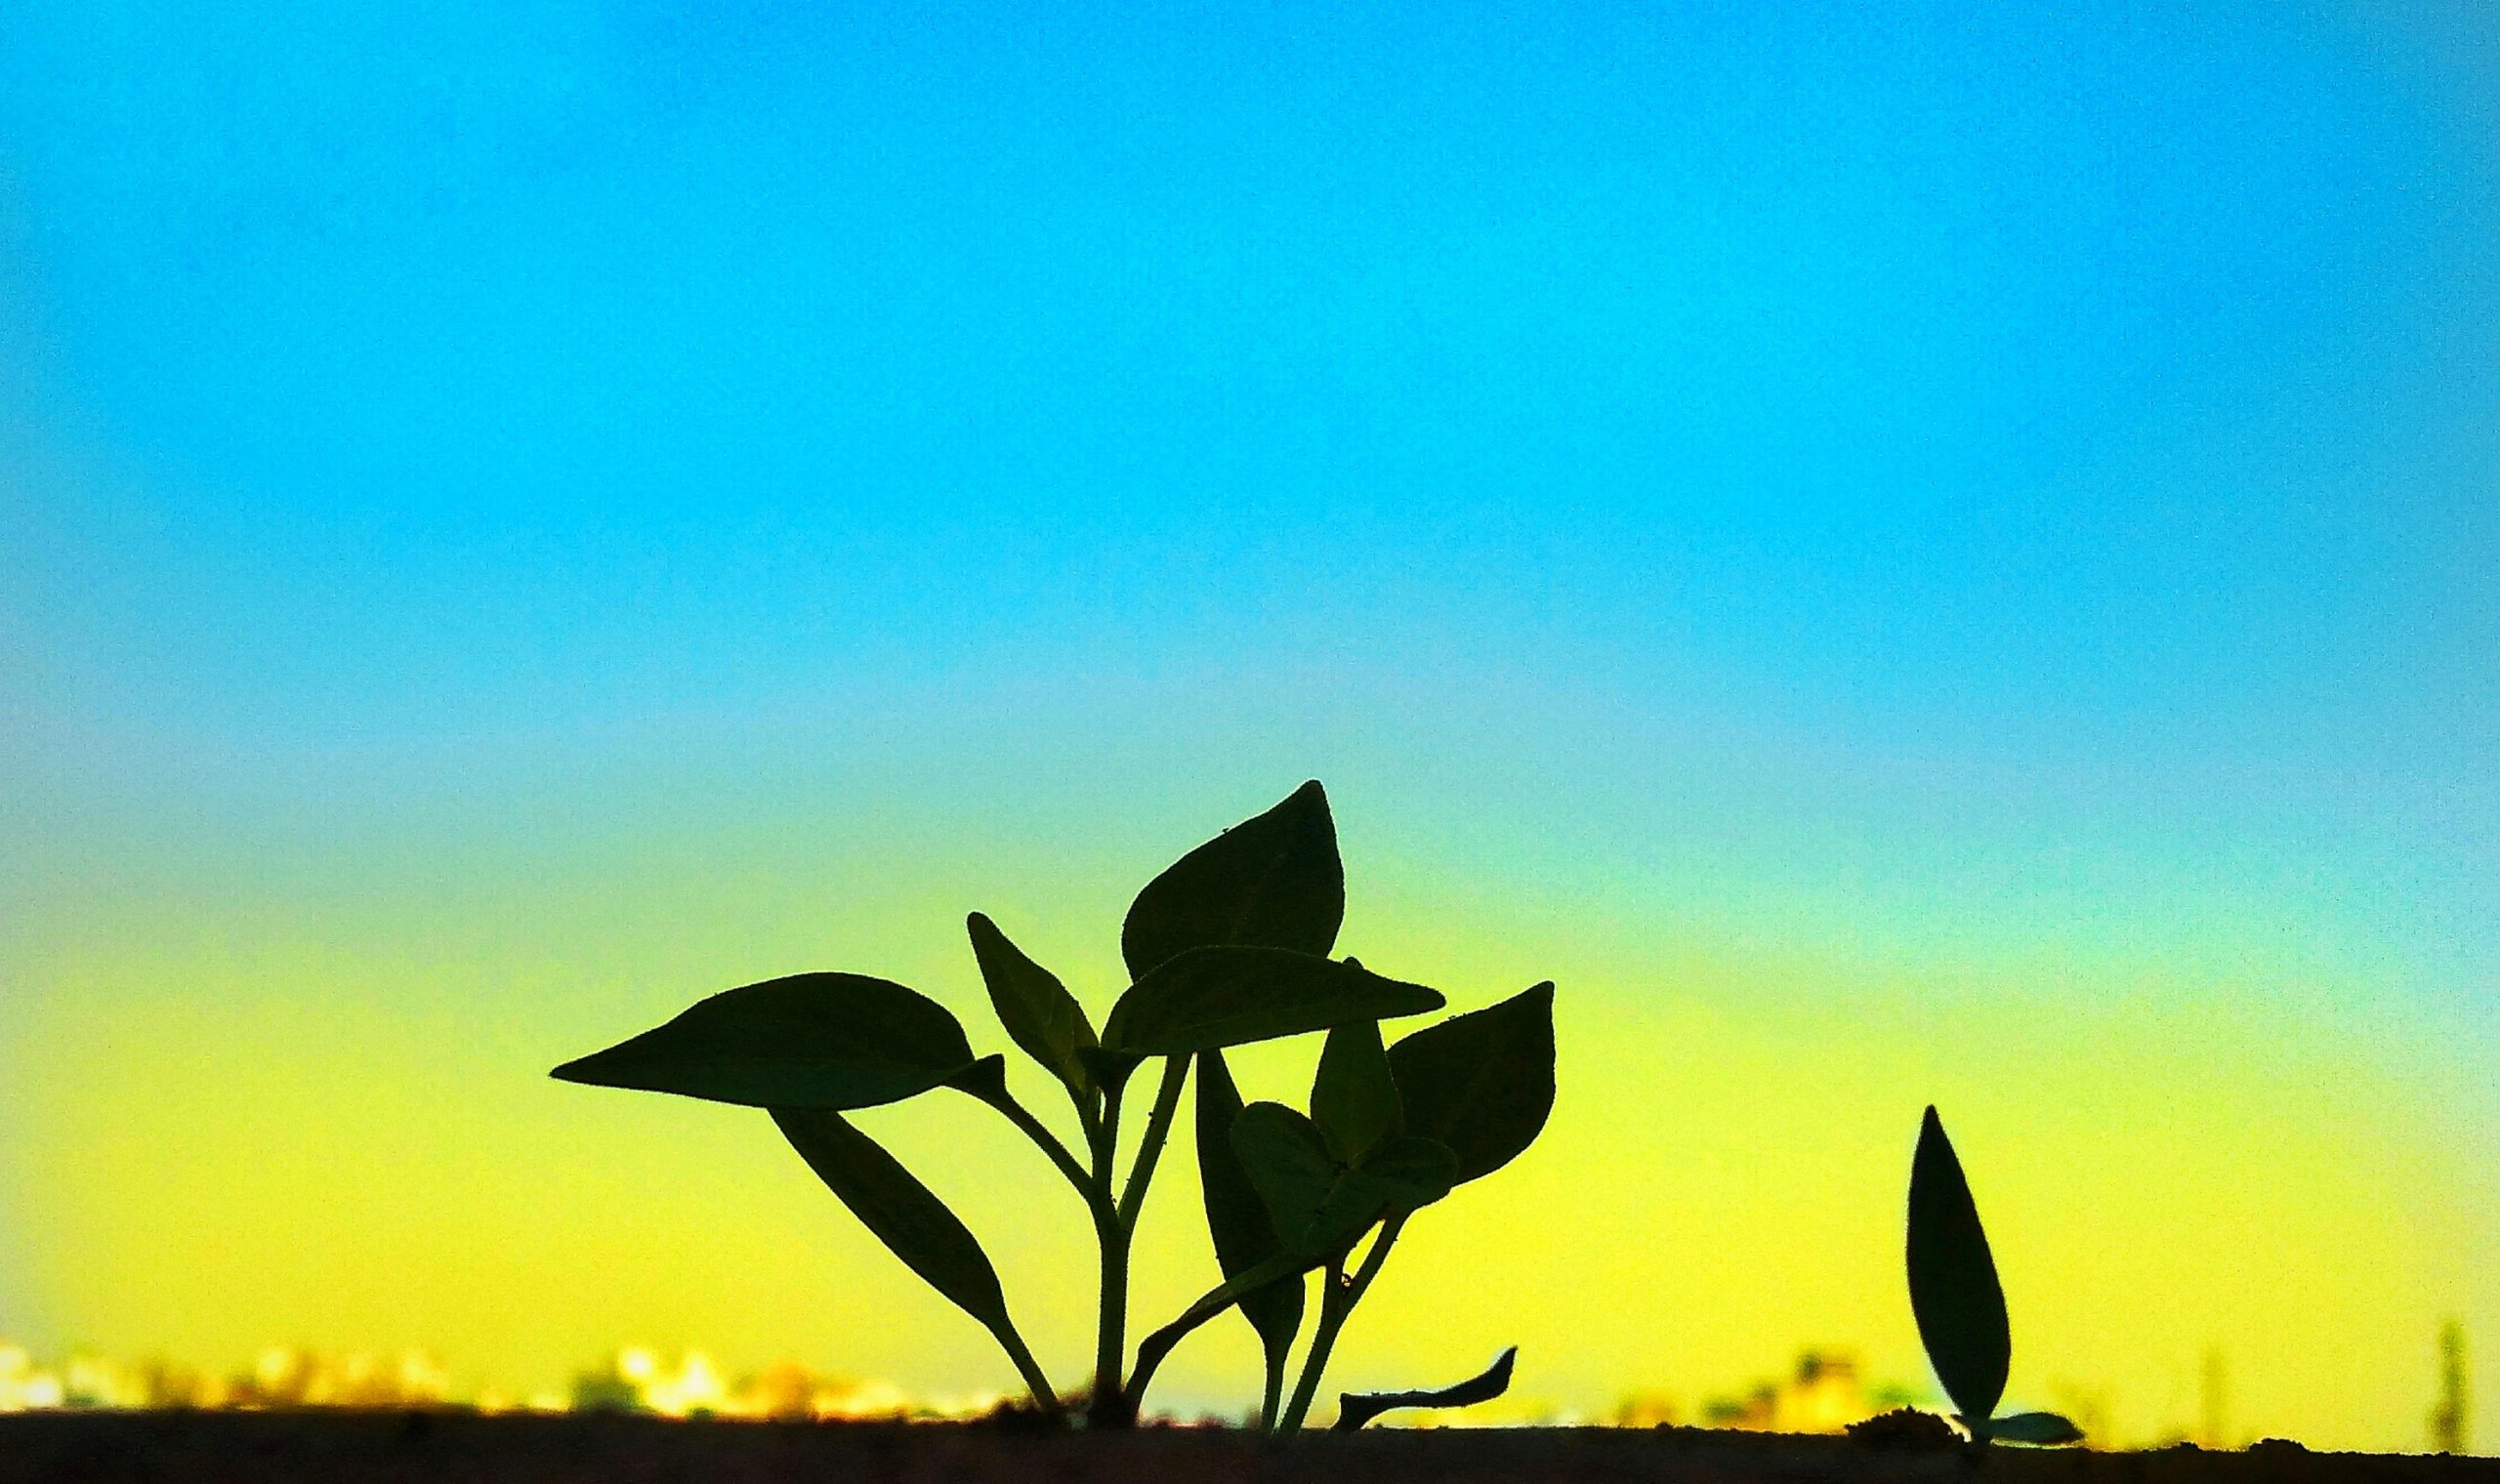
771;1108;1015;1338
552;973;975;1109
967;912;1098;1101
1333;1346;1517;1430
1311;1019;1400;1163
1386;982;1556;1183
1907;1106;2011;1428
1105;946;1443;1054
1195;1051;1304;1366
1122;781;1345;979
1990;1412;2084;1446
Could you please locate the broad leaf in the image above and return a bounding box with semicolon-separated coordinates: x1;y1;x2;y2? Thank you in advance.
1231;1103;1454;1257
1121;781;1345;980
1333;1346;1517;1430
552;973;974;1109
1229;1101;1342;1252
771;1108;1016;1340
1386;982;1556;1183
1310;1018;1400;1163
1194;1051;1304;1370
1990;1412;2084;1446
1907;1105;2011;1428
966;912;1098;1101
1105;946;1443;1054
1304;1136;1456;1246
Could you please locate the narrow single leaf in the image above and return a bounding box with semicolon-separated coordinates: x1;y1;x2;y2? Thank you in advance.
1105;946;1443;1054
1907;1106;2011;1428
1121;781;1345;980
771;1108;1015;1338
552;973;975;1110
1310;1019;1400;1163
1990;1412;2084;1446
1386;982;1556;1183
1194;1051;1305;1368
1333;1346;1517;1430
966;912;1098;1101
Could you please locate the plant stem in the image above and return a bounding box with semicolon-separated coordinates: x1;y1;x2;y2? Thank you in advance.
1261;1345;1288;1429
988;1320;1065;1420
973;1082;1101;1212
1116;1055;1189;1226
1275;1216;1406;1432
1084;1076;1128;1425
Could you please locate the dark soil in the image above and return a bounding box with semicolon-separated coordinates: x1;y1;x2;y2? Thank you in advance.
0;1412;2490;1484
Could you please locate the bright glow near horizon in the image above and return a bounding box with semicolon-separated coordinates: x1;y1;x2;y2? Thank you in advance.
2;0;2494;1452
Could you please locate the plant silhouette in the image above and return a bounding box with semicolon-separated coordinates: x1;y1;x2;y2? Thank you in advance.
554;782;1556;1428
1904;1106;2082;1447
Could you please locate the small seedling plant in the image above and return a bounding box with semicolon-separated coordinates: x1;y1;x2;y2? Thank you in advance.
555;782;1556;1428
1905;1106;2083;1448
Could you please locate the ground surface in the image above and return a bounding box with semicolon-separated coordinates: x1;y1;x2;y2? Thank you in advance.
0;1414;2491;1484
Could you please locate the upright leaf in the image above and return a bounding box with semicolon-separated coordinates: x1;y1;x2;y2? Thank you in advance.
1310;1019;1400;1163
1386;982;1556;1183
966;912;1098;1102
1122;781;1345;980
1906;1106;2011;1428
1194;1051;1305;1373
552;973;975;1110
1333;1347;1517;1430
771;1108;1017;1339
1105;946;1443;1054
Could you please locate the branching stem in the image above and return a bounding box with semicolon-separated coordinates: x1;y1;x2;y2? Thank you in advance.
1276;1216;1406;1431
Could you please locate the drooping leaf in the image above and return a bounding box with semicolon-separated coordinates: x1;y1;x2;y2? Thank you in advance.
1310;1019;1400;1163
1386;982;1556;1183
1121;781;1345;980
966;912;1098;1102
771;1107;1016;1339
1194;1051;1304;1370
1990;1412;2084;1446
1104;947;1443;1055
1906;1105;2011;1429
552;973;975;1109
1333;1346;1517;1430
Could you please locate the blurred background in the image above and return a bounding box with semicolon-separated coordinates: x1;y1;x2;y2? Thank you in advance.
2;0;2493;1450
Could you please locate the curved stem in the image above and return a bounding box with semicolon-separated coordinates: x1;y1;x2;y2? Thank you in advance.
968;1082;1102;1214
988;1319;1065;1419
1123;1252;1309;1416
1276;1216;1406;1432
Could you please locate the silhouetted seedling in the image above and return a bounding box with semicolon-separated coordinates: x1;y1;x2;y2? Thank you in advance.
1904;1106;2082;1448
554;782;1556;1429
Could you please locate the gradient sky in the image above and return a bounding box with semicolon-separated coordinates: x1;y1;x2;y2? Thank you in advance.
3;0;2495;1451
